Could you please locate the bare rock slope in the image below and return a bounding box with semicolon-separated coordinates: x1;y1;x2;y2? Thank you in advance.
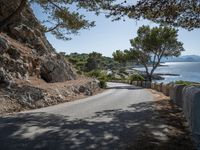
0;1;100;114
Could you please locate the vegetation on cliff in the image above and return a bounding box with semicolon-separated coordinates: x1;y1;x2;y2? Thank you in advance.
65;52;120;73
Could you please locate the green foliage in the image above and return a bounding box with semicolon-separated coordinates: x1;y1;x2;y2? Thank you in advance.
114;25;184;81
86;70;102;78
118;67;126;74
130;26;184;58
85;52;102;71
1;0;115;40
86;70;108;81
104;0;200;30
112;50;127;65
174;80;196;86
98;80;107;89
128;74;144;83
66;52;119;72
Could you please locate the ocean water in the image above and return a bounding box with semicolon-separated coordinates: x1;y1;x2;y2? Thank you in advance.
134;62;200;83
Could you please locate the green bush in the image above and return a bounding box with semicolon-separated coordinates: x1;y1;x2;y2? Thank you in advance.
128;74;144;83
86;70;109;81
119;67;126;74
99;80;107;89
86;70;102;78
174;80;197;86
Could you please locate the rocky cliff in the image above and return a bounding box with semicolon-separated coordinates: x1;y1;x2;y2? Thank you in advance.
0;0;101;113
0;0;54;55
0;0;77;83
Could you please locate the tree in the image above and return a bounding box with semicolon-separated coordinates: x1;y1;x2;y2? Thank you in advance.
104;0;200;30
85;52;103;71
127;25;184;81
112;50;127;66
0;0;113;40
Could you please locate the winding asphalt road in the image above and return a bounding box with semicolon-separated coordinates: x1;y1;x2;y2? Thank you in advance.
0;82;155;150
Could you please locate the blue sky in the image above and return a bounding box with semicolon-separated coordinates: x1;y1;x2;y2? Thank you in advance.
32;4;200;57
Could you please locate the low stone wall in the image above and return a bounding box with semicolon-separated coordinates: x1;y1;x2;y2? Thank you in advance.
141;81;151;88
154;82;162;92
169;84;186;107
162;83;170;96
182;86;200;149
137;81;142;87
146;82;200;149
151;82;155;89
130;80;200;145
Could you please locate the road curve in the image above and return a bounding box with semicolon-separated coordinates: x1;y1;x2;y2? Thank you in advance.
0;82;155;150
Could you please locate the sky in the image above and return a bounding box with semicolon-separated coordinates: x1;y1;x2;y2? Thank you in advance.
32;4;200;57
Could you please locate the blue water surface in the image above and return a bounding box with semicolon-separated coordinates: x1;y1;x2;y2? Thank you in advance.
134;62;200;83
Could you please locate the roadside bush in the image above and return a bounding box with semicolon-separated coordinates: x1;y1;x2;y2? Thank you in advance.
99;80;107;89
86;70;102;78
86;70;108;81
119;67;126;74
128;74;144;84
174;80;196;86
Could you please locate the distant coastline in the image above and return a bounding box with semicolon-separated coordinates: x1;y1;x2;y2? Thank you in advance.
162;55;200;62
133;62;200;83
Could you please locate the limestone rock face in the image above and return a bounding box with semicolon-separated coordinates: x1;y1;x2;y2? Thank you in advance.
40;55;77;83
0;0;77;83
0;0;55;55
0;67;11;87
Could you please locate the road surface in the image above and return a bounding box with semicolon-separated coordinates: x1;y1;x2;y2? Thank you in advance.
0;82;156;150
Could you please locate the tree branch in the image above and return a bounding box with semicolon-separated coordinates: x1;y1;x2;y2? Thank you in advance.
45;23;62;32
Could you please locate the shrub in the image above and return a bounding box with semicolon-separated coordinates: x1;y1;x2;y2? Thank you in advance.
128;74;144;83
86;70;102;78
86;70;109;81
174;80;196;86
99;80;107;89
119;67;126;74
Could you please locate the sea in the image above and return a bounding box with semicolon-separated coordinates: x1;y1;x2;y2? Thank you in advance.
134;62;200;83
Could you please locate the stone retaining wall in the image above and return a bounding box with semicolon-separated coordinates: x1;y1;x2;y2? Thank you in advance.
125;80;200;148
161;83;171;96
182;86;200;148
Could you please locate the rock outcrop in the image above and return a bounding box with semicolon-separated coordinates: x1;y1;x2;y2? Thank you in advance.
0;0;54;55
0;33;77;83
0;0;77;83
40;55;77;83
0;78;100;114
0;0;100;114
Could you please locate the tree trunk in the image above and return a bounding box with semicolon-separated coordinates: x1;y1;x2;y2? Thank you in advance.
144;64;152;81
0;0;27;31
148;73;153;82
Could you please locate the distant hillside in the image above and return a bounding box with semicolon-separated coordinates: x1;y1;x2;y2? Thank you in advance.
162;55;200;62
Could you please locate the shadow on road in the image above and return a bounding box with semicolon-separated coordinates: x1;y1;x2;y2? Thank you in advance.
0;100;195;150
